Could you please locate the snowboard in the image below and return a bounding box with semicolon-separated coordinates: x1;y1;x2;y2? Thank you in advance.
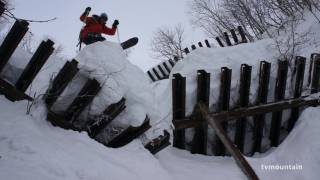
120;37;138;50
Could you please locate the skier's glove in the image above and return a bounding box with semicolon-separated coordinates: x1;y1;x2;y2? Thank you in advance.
85;7;91;13
112;20;119;28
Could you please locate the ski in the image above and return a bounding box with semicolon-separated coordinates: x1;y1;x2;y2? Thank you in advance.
120;37;138;50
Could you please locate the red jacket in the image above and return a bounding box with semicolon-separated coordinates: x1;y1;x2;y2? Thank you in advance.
80;14;116;39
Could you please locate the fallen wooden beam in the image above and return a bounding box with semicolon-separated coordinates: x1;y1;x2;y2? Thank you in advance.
145;130;170;154
198;104;259;180
0;78;33;101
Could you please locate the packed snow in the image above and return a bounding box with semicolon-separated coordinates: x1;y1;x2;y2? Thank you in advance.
1;7;320;180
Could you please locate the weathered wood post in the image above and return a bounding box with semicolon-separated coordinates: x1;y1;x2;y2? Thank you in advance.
204;39;211;48
191;44;196;50
15;39;55;92
45;59;79;108
191;70;210;155
157;65;167;78
168;59;175;67
270;59;288;147
288;56;306;131
307;54;316;87
215;37;225;47
0;20;29;72
163;62;171;74
230;29;239;44
235;64;252;153
172;73;186;149
238;26;248;43
174;56;179;62
184;47;190;54
147;71;156;82
224;32;232;46
152;68;162;80
0;0;5;16
252;61;271;154
214;67;232;156
64;79;101;122
311;54;320;93
198;42;203;47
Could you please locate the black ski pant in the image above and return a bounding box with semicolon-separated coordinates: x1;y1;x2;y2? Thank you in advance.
83;36;106;45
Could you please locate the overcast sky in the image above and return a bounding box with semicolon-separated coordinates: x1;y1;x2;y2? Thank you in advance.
11;0;207;71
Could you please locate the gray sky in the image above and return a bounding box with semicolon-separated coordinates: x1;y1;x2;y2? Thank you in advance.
11;0;206;71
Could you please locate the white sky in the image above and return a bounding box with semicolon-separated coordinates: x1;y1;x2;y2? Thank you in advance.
11;0;207;71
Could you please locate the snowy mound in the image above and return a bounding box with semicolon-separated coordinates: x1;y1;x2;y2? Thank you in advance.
74;41;160;131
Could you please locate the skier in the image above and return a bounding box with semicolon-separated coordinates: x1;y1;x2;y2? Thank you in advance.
79;7;119;45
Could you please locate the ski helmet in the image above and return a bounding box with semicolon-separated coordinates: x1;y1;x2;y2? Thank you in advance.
100;13;108;21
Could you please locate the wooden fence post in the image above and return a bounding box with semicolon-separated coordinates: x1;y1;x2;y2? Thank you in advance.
252;61;271;154
172;73;186;149
0;0;4;16
205;39;211;48
214;67;232;156
15;39;55;92
152;68;162;80
163;62;171;74
224;32;232;46
184;47;190;54
307;54;317;87
45;59;79;108
230;29;239;44
147;71;156;82
0;20;29;72
288;56;306;131
270;59;288;147
191;44;196;50
238;26;248;43
64;79;101;122
198;42;203;47
311;54;320;93
215;37;224;47
191;70;210;155
174;56;179;62
157;65;167;78
168;59;175;67
235;64;252;153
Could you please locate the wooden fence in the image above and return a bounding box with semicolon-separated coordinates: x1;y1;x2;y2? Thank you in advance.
147;26;250;82
172;54;320;155
0;20;170;154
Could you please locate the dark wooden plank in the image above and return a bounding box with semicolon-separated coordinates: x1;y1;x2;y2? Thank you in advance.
215;37;225;47
163;61;171;74
145;130;171;154
238;26;248;43
205;39;211;48
224;32;232;46
191;44;196;50
270;60;288;147
45;59;79;108
173;95;320;130
15;39;55;92
252;61;271;154
47;110;79;131
168;59;175;67
0;78;33;101
157;65;167;77
311;54;320;93
191;70;210;155
0;20;29;72
106;117;151;148
0;0;5;16
213;67;232;156
147;71;156;82
172;73;186;149
64;79;101;122
87;98;126;138
198;104;259;180
288;56;306;131
152;68;162;80
230;29;239;44
307;54;316;87
174;56;179;62
235;64;252;153
184;47;190;54
198;42;203;47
